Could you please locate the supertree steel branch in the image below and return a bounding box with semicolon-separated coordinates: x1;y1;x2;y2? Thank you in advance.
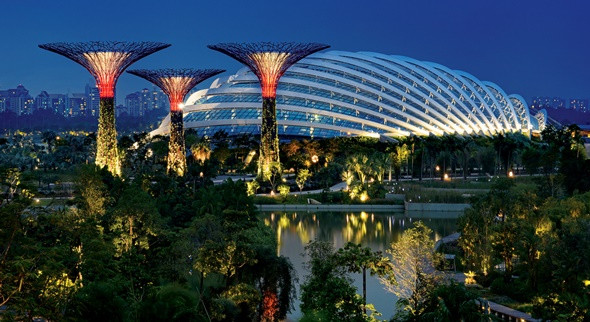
127;69;225;176
38;41;171;176
207;42;329;178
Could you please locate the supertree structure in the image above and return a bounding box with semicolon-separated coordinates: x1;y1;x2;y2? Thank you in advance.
38;41;171;176
127;68;225;176
208;42;329;179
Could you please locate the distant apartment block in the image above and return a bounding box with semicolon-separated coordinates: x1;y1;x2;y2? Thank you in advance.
570;99;588;112
0;84;34;115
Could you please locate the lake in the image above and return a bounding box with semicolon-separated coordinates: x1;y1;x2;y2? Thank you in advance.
260;211;458;321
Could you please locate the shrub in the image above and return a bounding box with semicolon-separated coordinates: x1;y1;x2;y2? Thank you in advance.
277;184;290;199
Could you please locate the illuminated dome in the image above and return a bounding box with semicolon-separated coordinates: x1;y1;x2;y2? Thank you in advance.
152;51;546;139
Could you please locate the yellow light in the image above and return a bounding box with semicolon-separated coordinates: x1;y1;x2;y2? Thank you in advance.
508;170;514;178
311;155;319;163
435;165;440;171
443;173;449;181
178;103;185;109
360;211;368;220
359;192;369;202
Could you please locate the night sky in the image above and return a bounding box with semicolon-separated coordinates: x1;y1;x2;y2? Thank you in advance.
1;0;589;103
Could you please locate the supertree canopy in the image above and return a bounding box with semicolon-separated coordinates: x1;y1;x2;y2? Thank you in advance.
38;41;171;176
127;69;225;176
208;42;329;179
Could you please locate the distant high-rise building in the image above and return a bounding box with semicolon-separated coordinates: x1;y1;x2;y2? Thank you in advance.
69;93;87;116
146;87;168;110
140;88;150;113
0;85;34;115
35;91;67;116
125;92;143;117
0;97;5;113
49;94;68;116
552;97;566;109
123;87;169;117
570;99;589;112
531;96;566;110
35;91;51;111
116;104;126;117
85;83;99;117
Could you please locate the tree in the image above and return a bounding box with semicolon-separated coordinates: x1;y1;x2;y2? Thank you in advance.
300;240;368;321
421;282;487;322
380;221;440;320
110;184;161;254
190;141;211;164
262;161;282;194
390;144;409;181
296;168;312;193
246;180;260;196
335;242;392;314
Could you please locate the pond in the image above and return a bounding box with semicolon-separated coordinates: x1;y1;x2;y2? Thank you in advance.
260;211;458;321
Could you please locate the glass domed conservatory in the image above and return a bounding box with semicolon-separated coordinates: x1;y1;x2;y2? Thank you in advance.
151;51;546;139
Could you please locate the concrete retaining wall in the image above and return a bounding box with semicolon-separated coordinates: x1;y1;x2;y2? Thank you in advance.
405;202;471;212
256;204;404;212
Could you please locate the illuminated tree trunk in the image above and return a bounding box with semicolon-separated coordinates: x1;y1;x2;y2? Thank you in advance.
259;97;280;177
96;97;121;176
168;110;186;176
38;41;171;177
207;42;329;182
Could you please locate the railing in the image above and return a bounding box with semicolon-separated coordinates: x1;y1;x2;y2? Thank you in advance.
478;299;541;322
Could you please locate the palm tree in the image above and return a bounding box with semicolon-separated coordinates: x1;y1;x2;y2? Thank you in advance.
456;136;474;180
391;144;409;181
191;142;211;164
424;135;441;179
371;152;388;183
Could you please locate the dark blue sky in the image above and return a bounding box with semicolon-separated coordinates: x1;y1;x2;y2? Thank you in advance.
1;0;589;103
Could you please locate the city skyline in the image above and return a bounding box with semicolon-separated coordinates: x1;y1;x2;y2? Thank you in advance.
0;82;170;117
1;1;589;103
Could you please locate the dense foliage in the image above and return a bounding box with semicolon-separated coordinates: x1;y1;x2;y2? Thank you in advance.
0;166;294;321
458;126;590;320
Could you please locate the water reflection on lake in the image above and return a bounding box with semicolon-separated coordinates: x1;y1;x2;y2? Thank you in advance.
260;211;458;321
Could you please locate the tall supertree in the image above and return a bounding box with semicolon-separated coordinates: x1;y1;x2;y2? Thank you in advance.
127;68;225;176
208;42;329;179
38;41;170;176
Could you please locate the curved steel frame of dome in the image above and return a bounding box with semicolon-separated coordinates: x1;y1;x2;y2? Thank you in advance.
152;51;546;140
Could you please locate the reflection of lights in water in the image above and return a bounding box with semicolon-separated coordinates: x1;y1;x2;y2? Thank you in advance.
371;213;374;222
271;213;275;221
313;214;316;221
360;212;368;221
262;210;456;319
